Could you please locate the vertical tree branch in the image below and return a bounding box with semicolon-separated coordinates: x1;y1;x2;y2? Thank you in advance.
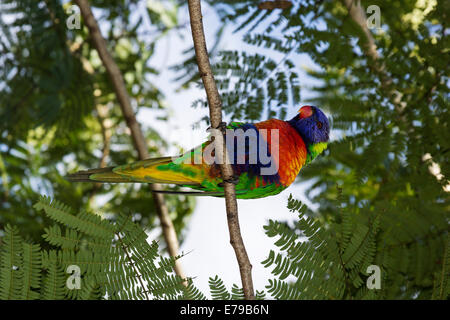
343;0;448;190
88;104;112;207
343;0;405;112
96;104;112;170
187;0;255;299
74;0;186;283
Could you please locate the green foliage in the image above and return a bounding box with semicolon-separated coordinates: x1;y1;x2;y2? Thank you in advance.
207;275;266;300
262;194;448;299
189;0;449;299
0;197;191;300
213;50;301;121
1;0;448;300
0;0;94;135
0;0;195;245
0;197;268;300
431;234;450;300
1;190;447;300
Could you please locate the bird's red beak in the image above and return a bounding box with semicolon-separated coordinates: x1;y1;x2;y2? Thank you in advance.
298;106;313;119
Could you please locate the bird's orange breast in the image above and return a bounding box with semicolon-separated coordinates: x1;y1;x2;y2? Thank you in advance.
254;119;307;186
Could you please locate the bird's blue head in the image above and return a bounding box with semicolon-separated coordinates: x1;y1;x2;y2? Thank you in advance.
288;105;330;147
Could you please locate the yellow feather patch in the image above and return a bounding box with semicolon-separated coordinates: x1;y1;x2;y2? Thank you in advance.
312;142;328;155
115;164;202;185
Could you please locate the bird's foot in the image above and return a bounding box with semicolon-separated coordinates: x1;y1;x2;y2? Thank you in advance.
217;121;228;134
218;174;240;187
207;121;227;134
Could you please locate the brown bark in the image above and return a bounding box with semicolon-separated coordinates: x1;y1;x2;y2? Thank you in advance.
187;0;255;299
74;0;186;283
88;104;112;207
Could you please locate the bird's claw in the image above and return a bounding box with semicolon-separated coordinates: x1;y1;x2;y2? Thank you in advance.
218;175;240;187
207;121;227;134
217;121;228;134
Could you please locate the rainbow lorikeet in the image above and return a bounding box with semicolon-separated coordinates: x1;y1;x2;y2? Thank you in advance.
67;105;330;199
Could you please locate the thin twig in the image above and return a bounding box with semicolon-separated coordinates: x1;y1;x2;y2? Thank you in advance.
88;104;112;206
74;0;187;284
187;0;255;299
96;104;112;169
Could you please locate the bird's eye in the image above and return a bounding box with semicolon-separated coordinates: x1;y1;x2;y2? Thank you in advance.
316;121;323;129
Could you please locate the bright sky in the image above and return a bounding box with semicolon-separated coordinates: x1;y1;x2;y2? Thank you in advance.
135;4;326;297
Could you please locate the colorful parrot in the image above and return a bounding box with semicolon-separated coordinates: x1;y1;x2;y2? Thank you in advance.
67;105;330;199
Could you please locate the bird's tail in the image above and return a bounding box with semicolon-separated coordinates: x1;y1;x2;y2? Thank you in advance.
65;156;203;185
65;156;244;197
66;166;132;183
